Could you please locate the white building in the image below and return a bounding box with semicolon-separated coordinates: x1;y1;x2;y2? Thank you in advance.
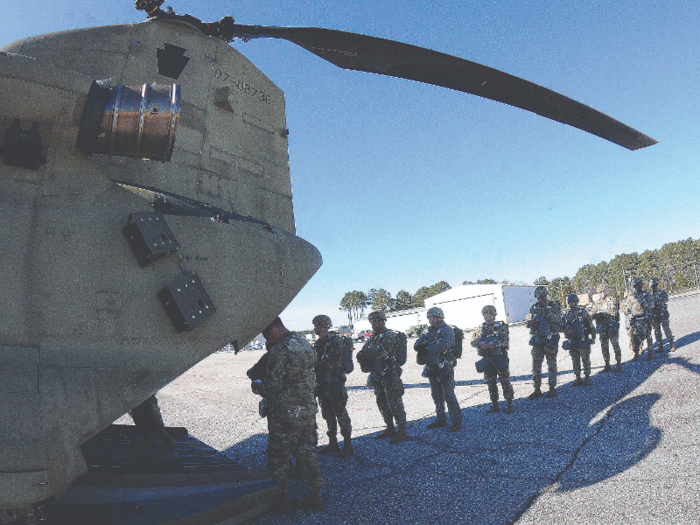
354;284;539;334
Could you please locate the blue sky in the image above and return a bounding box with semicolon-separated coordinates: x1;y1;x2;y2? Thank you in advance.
5;1;699;330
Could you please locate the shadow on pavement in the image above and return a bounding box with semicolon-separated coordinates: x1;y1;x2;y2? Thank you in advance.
221;352;700;525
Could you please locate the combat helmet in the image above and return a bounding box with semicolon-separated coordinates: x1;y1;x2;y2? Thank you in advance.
650;279;659;287
633;277;643;288
481;305;497;315
567;293;579;303
426;307;445;319
534;286;548;299
367;310;387;321
312;314;332;328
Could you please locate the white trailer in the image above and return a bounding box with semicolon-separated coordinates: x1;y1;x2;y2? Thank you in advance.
353;284;540;334
352;308;424;334
424;284;539;330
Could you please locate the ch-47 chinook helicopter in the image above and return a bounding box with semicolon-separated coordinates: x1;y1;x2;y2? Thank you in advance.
0;0;655;519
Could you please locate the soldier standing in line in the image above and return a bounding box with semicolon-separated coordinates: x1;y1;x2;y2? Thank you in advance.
650;279;676;352
471;305;514;414
623;278;655;361
312;315;353;458
258;317;324;513
356;311;409;444
525;286;561;399
561;294;596;386
590;284;623;372
415;307;462;431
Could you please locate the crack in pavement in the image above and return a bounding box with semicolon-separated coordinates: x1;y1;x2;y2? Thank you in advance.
507;370;638;524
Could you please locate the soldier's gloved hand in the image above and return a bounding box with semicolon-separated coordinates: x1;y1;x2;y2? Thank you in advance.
478;341;491;351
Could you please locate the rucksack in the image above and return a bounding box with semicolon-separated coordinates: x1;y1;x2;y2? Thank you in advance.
394;331;408;366
452;326;464;359
340;336;354;374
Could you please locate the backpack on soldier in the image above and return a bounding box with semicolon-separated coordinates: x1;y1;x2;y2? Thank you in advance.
340;336;355;374
452;326;464;359
394;331;408;366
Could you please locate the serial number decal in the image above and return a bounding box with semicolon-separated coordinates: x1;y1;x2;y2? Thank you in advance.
214;68;272;104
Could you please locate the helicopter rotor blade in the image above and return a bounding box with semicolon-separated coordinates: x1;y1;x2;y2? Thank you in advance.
230;24;656;150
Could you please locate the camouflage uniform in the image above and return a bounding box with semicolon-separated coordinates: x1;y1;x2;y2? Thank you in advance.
561;306;596;381
623;290;655;360
590;293;622;369
357;329;407;430
261;332;321;497
471;321;514;403
526;300;561;391
650;288;675;352
314;334;352;445
416;322;462;428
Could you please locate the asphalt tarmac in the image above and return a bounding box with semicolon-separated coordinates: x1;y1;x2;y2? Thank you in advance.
151;291;700;525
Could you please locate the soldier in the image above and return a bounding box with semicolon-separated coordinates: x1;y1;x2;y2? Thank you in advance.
312;314;353;458
590;284;623;372
258;317;324;513
415;307;462;431
561;294;596;386
356;311;409;444
650;279;676;352
525;286;561;399
471;305;514;414
623;278;655;361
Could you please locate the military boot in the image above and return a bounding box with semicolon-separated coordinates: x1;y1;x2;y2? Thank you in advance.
646;350;654;361
374;425;396;439
632;352;639;362
602;362;612;373
527;387;542;400
547;386;557;398
319;435;339;455
426;419;447;429
655;343;665;353
271;492;293;514
572;376;582;387
292;489;325;511
583;375;590;386
614;362;622;373
338;432;353;458
670;338;676;352
505;400;514;414
486;401;500;414
389;424;408;444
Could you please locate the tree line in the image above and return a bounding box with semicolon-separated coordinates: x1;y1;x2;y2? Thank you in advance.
339;237;700;324
538;237;700;305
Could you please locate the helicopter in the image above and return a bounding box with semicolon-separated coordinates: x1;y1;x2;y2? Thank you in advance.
0;0;655;519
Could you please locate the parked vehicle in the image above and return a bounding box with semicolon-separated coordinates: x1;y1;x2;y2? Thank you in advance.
355;329;372;341
406;324;428;338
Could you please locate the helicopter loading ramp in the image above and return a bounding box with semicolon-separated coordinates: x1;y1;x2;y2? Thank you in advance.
47;424;279;525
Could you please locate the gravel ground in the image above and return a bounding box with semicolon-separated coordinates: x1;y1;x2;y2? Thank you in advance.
125;292;700;525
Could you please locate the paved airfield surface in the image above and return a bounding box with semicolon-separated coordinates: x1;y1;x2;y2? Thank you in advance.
150;292;700;525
